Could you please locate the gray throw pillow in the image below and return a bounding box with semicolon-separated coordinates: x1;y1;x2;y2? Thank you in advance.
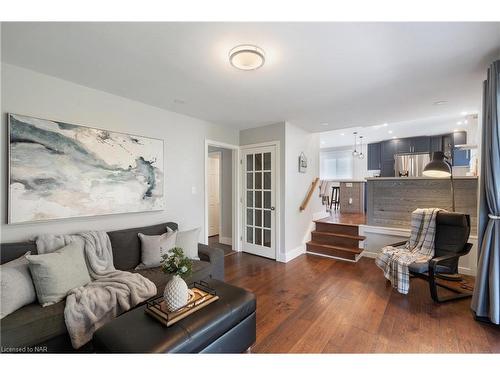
175;227;200;260
136;229;177;270
27;241;91;307
0;252;37;319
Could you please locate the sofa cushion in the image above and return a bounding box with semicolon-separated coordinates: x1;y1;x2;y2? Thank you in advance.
0;252;37;319
27;242;91;306
175;228;201;260
133;260;213;297
0;242;37;265
108;222;178;271
0;300;67;349
136;229;177;270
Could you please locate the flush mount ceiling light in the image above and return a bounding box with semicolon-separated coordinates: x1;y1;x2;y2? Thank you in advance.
229;44;265;71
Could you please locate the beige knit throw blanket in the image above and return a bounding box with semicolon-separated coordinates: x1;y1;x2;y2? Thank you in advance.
36;231;157;349
375;208;442;294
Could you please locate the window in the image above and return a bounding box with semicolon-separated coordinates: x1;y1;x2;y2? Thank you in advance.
320;149;353;180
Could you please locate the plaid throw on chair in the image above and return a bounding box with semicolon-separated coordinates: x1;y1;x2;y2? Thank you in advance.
375;208;442;294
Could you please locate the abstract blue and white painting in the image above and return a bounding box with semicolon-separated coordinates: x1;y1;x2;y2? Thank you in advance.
8;114;164;223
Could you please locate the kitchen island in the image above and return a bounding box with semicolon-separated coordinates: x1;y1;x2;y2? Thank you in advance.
365;176;478;234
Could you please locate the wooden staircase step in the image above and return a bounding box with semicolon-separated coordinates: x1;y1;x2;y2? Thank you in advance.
312;231;365;241
314;221;359;236
306;241;363;261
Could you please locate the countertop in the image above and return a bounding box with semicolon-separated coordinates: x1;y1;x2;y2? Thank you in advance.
365;176;478;181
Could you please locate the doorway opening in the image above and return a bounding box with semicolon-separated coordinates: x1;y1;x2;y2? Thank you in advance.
205;142;238;256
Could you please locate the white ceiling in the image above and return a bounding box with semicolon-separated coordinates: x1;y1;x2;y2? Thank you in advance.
2;22;499;131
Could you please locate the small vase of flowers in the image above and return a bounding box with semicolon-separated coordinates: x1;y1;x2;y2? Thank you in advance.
161;247;193;311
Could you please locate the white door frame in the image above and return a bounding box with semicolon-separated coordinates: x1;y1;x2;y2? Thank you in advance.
207;151;222;238
204;139;240;251
239;141;281;260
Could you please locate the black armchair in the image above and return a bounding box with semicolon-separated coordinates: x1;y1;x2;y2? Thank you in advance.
389;212;473;303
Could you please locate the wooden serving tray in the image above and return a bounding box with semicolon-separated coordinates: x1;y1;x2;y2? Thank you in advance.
145;287;219;327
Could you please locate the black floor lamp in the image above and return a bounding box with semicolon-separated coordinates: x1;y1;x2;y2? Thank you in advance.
423;151;462;281
423;151;455;212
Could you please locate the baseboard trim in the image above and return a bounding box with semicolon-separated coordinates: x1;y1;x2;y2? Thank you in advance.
306;251;361;263
218;236;232;246
281;245;306;263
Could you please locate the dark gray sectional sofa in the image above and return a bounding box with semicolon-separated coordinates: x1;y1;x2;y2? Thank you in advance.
0;222;224;352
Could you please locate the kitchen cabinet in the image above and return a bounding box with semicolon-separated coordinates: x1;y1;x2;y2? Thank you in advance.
381;160;395;178
411;136;430;152
396;138;412;153
381;140;398;161
367;143;381;170
453;131;467;146
442;133;454;160
431;135;442;152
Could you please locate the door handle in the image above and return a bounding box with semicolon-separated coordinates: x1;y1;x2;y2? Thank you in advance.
270;207;275;211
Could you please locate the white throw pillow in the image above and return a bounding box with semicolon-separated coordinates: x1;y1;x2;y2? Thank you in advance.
0;252;37;319
136;229;177;270
27;241;91;307
175;227;200;260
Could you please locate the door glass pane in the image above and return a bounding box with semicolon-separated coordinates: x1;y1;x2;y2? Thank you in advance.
263;152;271;170
255;209;262;227
246;154;253;171
247;191;253;207
264;191;271;208
255;172;262;189
246;209;253;226
255;191;262;208
246;173;253;189
246;227;253;243
255;228;262;245
255;153;262;170
264;229;271;248
264;172;271;189
264;210;271;228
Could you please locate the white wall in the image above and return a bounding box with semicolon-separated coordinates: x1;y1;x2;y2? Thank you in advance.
0;63;239;243
207;146;232;242
240;121;324;262
240;122;286;256
283;122;323;261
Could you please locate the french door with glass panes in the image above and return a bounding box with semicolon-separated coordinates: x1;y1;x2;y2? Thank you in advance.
242;146;276;259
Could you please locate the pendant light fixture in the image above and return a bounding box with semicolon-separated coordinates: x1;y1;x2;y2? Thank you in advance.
358;136;365;159
352;132;358;156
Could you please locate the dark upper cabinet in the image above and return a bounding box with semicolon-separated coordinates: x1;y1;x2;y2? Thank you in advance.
431;135;443;152
381;139;398;161
453;131;467;146
396;138;412;153
367;142;381;170
411;136;430;152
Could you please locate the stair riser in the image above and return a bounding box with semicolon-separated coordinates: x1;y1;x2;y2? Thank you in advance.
311;233;361;248
306;243;357;260
315;222;359;236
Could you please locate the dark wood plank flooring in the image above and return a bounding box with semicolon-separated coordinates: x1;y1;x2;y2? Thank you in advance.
224;252;500;353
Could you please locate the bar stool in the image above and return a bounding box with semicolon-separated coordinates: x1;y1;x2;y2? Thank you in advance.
330;186;340;211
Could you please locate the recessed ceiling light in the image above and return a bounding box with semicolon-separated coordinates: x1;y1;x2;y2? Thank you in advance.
456;121;463;125
321;122;329;126
173;99;185;104
229;44;265;71
388;130;393;134
340;133;345;136
392;136;397;139
433;100;448;106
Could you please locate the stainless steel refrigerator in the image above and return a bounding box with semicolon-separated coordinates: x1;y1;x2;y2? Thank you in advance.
394;152;431;177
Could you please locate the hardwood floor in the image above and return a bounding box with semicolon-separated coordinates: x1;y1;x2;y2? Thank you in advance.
224;252;500;353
